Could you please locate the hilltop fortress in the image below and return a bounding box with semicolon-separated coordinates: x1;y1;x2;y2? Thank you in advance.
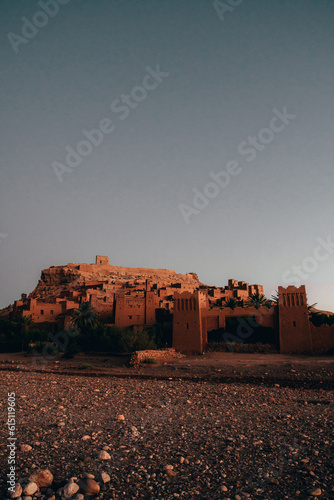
6;256;334;354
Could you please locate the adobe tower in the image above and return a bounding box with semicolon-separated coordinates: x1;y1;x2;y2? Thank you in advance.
173;290;208;353
278;285;312;353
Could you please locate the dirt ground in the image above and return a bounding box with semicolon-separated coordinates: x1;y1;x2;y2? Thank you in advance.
1;351;333;389
1;361;334;499
1;352;334;499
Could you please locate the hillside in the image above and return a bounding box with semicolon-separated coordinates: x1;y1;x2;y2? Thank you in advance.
27;257;201;303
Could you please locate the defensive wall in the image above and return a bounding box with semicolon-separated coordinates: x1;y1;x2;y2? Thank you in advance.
173;286;334;354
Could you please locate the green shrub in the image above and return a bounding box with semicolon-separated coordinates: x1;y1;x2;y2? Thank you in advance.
0;318;21;352
206;342;277;354
62;341;80;359
146;323;172;348
66;324;158;354
27;341;57;355
143;357;157;364
117;328;157;353
0;318;52;352
310;312;334;327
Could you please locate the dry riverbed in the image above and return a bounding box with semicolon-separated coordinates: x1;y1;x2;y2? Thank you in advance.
0;354;333;499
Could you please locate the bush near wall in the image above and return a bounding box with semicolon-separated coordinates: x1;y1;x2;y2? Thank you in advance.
0;318;49;352
309;312;334;327
146;323;172;348
63;324;158;356
130;348;184;367
0;318;166;355
206;342;278;354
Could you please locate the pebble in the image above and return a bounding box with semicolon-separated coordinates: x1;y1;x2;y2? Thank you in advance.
63;479;79;498
29;469;53;488
20;444;32;452
98;450;111;460
77;478;100;496
22;482;38;496
100;472;110;483
117;414;125;421
82;473;95;479
164;464;174;471
309;488;322;496
166;469;177;477
10;483;22;498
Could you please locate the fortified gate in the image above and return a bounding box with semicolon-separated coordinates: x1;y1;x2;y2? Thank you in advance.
173;285;334;354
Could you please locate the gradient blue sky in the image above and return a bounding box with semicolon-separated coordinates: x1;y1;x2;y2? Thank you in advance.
1;0;333;311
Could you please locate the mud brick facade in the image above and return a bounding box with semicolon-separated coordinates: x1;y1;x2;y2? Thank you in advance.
278;285;312;353
7;256;334;354
173;285;334;354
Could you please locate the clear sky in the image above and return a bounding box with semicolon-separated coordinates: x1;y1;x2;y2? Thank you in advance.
0;0;333;311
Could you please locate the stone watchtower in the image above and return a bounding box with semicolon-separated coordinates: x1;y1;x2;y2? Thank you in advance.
96;255;109;265
278;285;312;353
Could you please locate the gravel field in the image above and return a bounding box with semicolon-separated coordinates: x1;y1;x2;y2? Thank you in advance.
1;352;334;389
1;366;334;500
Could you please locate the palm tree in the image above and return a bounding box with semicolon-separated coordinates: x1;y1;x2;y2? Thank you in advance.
246;293;271;309
17;316;34;351
222;298;240;310
271;291;279;305
307;302;317;314
18;315;34;331
210;298;223;309
70;302;98;332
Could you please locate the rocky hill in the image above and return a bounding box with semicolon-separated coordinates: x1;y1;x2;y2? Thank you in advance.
27;257;201;302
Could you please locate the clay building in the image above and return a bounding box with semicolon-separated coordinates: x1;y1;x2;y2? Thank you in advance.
7;256;334;354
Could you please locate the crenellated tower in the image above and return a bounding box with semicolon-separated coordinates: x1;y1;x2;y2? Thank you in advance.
278;285;312;353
